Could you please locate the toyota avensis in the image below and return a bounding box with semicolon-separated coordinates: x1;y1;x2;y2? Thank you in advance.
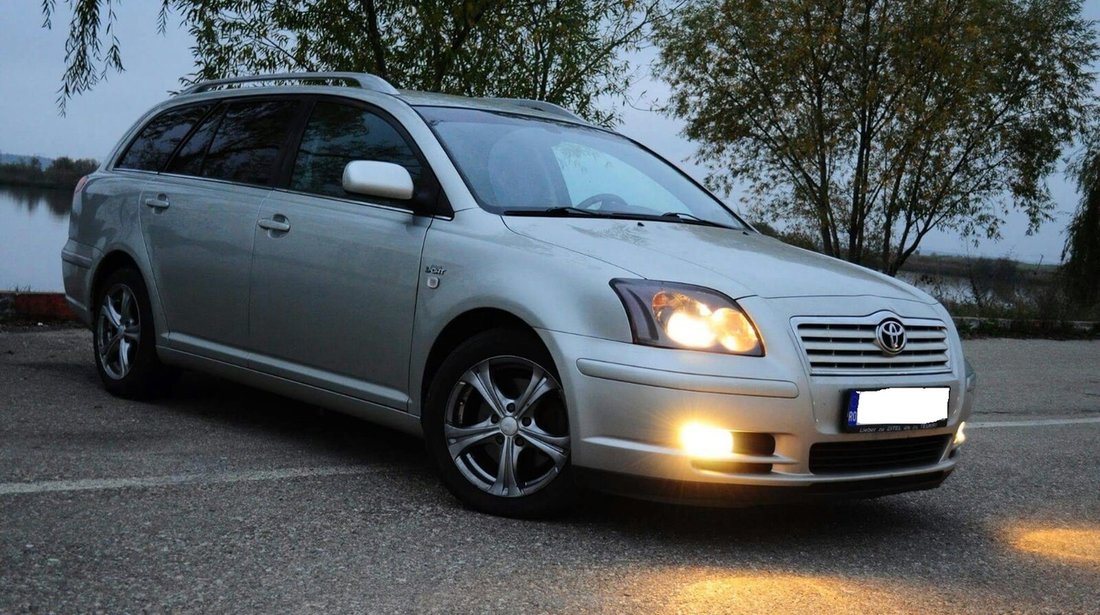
63;72;975;517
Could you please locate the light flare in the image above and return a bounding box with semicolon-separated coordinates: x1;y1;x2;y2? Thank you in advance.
680;422;733;458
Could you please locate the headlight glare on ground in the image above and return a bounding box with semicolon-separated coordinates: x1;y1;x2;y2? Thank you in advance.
680;422;734;458
611;279;763;356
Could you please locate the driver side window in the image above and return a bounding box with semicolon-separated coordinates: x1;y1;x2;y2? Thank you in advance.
551;142;685;213
290;101;422;202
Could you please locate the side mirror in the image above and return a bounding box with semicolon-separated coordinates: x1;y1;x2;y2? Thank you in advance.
342;161;414;201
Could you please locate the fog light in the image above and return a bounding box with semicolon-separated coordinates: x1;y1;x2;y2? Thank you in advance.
680;423;733;458
954;421;967;446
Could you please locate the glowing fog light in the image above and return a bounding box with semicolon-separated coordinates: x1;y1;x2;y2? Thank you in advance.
954;421;967;446
680;423;734;458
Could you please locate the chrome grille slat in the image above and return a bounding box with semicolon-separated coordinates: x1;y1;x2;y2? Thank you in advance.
794;314;951;376
802;340;947;353
804;354;949;364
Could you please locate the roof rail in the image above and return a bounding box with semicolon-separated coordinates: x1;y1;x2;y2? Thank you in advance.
179;72;399;96
485;98;583;121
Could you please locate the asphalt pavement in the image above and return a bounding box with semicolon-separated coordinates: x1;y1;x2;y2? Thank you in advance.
1;329;1098;613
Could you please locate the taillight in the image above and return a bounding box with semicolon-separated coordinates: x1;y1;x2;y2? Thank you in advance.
74;175;89;196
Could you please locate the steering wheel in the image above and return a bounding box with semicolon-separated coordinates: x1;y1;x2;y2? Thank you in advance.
576;192;630;211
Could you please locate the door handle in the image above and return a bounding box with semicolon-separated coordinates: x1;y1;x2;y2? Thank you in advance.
257;216;291;233
144;195;170;209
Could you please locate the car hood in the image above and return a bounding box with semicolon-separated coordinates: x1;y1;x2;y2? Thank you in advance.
502;217;934;303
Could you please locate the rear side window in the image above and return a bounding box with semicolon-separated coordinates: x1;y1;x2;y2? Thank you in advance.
290;101;422;201
116;104;211;171
165;106;225;177
202;100;299;185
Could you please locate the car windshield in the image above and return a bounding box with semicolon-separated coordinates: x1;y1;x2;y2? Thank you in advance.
416;106;745;229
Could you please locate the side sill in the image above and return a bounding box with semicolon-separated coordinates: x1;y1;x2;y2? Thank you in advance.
157;347;423;437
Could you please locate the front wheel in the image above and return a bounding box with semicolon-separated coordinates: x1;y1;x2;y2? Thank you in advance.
423;330;574;517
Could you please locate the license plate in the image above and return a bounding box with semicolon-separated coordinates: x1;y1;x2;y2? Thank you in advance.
845;387;949;433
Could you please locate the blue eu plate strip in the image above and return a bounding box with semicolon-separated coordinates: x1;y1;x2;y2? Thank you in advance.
847;391;861;427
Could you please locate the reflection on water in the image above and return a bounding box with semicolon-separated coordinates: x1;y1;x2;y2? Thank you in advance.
2;186;73;220
0;185;73;291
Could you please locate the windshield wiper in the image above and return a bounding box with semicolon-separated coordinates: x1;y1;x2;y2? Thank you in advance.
501;206;604;217
659;211;734;229
503;207;736;229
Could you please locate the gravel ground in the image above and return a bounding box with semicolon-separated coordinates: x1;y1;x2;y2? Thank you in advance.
1;330;1098;613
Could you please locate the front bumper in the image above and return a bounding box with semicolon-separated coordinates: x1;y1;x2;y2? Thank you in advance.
539;313;972;503
574;467;954;507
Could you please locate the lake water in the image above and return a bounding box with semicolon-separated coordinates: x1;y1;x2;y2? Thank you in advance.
897;272;976;303
1;186;72;291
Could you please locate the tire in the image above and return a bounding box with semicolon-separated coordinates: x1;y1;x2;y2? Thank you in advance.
92;267;175;399
423;329;575;518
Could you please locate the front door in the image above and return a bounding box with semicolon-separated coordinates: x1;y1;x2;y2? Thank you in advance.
248;98;433;409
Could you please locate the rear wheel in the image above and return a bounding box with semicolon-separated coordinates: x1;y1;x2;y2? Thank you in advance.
92;267;175;399
424;329;573;517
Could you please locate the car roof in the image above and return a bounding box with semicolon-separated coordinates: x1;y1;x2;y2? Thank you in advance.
168;72;589;126
395;90;586;124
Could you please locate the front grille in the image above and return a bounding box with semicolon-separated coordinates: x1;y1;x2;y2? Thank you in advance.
809;435;951;474
794;316;951;375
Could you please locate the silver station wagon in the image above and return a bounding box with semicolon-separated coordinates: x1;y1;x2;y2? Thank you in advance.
63;72;975;517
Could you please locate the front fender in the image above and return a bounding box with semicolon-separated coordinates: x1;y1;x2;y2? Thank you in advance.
408;210;636;413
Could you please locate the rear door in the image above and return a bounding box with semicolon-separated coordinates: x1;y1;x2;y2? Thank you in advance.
248;97;434;409
139;97;303;362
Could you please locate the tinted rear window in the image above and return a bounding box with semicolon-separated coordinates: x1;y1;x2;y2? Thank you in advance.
201;100;300;185
116;104;211;171
165;106;225;177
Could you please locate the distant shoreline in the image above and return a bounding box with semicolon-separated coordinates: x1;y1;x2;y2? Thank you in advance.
0;155;98;192
0;178;78;190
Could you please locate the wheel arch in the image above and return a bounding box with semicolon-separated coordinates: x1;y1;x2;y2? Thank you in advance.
89;248;167;341
418;308;553;414
90;250;143;306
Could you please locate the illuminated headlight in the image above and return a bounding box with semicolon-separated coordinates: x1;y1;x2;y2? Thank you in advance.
954;421;967;446
680;423;734;458
610;279;763;355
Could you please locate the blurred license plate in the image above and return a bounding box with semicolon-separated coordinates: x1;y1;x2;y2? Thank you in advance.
845;387;949;433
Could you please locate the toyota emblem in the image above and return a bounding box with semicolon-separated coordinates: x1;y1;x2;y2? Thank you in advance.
875;319;907;355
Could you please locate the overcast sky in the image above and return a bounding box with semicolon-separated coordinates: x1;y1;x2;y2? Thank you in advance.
2;0;1098;263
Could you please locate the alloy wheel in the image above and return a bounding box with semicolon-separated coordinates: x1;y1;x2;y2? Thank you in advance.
444;356;570;497
96;283;141;380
